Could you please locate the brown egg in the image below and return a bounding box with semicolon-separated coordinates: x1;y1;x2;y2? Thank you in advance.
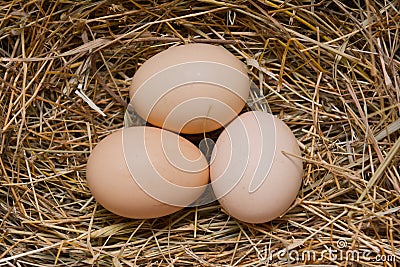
86;126;209;219
129;43;250;134
210;111;303;223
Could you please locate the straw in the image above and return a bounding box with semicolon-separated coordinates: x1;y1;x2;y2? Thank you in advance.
1;0;399;266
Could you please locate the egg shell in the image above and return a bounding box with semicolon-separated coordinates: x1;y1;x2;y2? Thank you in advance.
86;126;209;219
129;43;250;134
210;111;303;223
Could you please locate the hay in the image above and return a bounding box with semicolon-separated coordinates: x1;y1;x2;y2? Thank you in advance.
1;0;399;266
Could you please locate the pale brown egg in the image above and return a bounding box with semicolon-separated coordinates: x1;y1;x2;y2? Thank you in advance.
86;126;209;219
210;111;303;223
129;43;250;134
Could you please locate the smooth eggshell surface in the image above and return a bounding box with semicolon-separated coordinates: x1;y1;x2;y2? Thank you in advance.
86;126;209;219
129;44;250;134
210;111;303;223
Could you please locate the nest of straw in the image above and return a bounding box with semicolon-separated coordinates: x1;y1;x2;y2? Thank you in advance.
1;0;399;266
